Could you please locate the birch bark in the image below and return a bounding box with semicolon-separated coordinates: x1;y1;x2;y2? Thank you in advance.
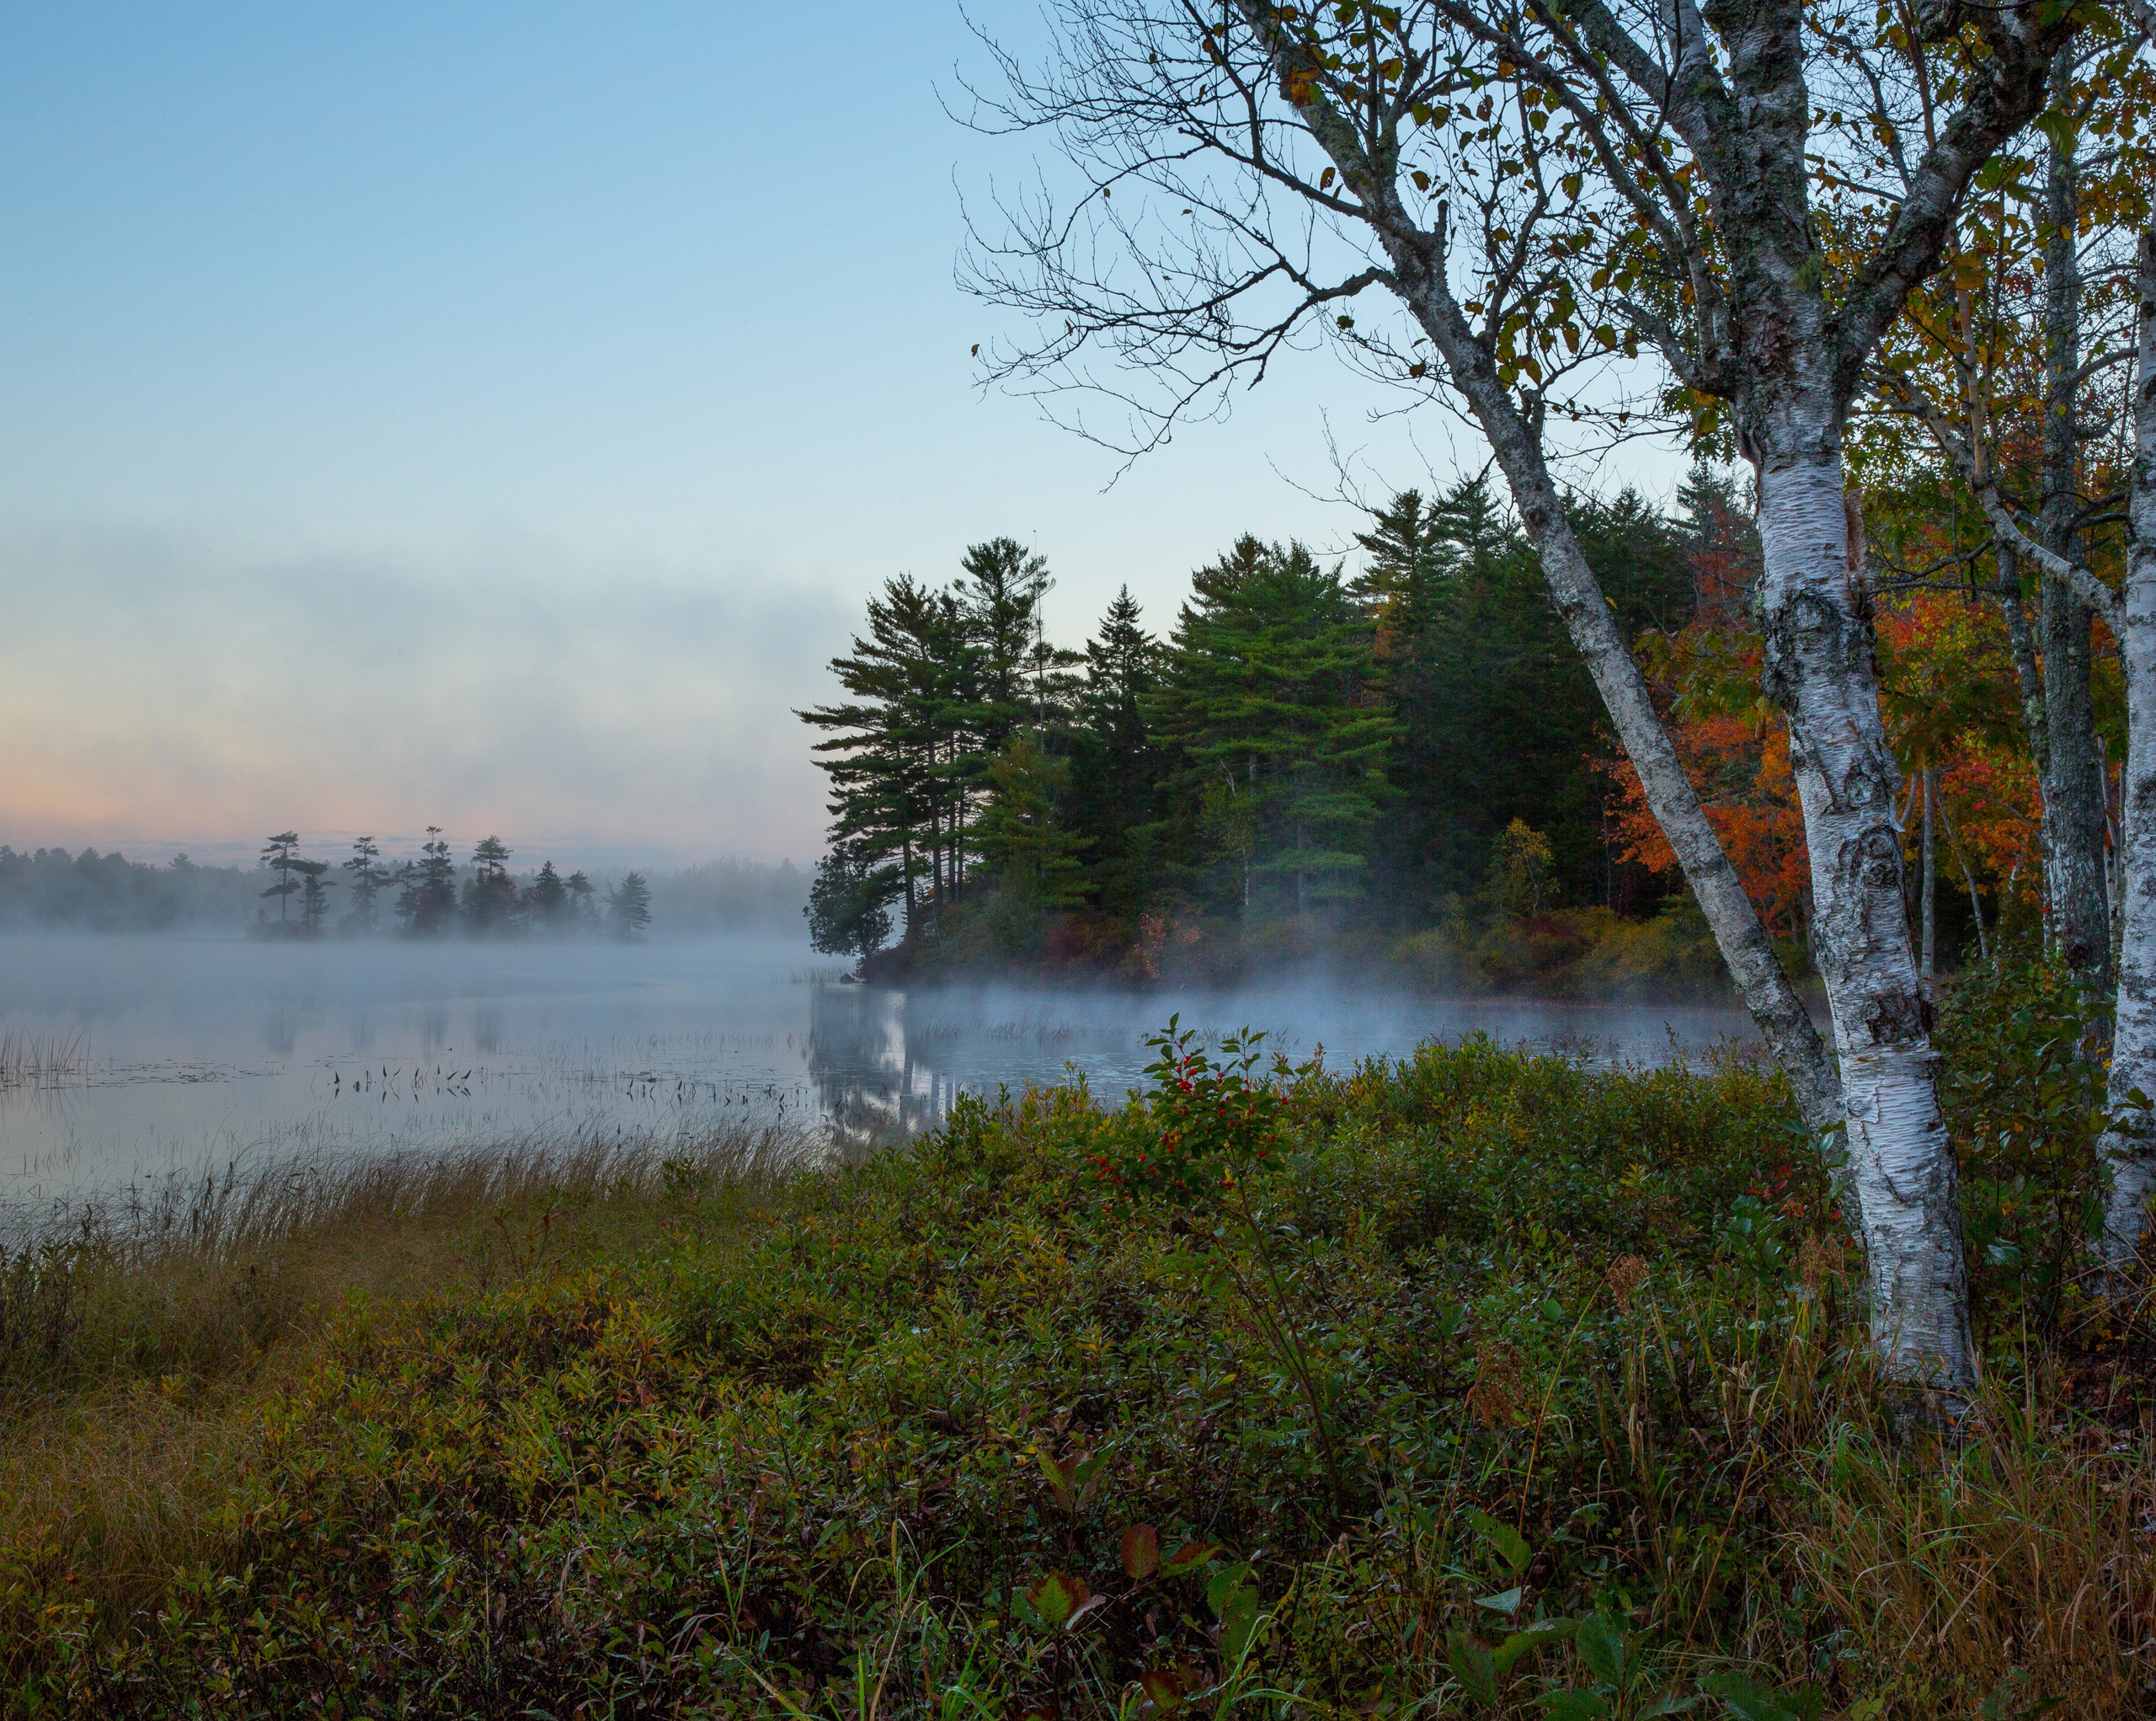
1921;770;1936;983
2099;229;2156;1272
2038;63;2112;993
1390;270;1843;1130
1756;441;1975;1397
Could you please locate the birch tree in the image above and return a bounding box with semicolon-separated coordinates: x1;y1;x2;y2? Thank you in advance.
2100;227;2156;1269
964;0;2089;1398
1860;29;2154;994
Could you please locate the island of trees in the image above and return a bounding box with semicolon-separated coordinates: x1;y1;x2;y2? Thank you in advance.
252;829;649;940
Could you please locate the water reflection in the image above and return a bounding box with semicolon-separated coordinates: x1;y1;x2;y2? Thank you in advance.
0;933;1760;1202
807;983;960;1142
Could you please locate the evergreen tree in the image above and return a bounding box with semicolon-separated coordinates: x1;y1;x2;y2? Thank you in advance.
800;575;963;934
1150;537;1397;918
526;859;568;929
806;840;895;963
1673;460;1763;628
606;872;653;939
1066;588;1167;921
341;836;387;934
1349;487;1451;640
956;537;1044;748
259;831;301;925
295;858;334;933
463;835;519;933
566;869;598;927
1366;480;1690;918
400;828;459;934
974;730;1088;908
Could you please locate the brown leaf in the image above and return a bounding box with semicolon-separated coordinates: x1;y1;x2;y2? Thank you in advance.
1121;1522;1161;1579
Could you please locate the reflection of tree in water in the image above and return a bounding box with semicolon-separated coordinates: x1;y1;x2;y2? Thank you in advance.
259;1007;297;1056
807;984;962;1150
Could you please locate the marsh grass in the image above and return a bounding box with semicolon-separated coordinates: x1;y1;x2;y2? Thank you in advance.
0;1029;90;1089
1785;1370;2156;1717
0;1118;820;1639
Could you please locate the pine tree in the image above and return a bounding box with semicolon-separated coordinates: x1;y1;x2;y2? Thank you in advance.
526;859;568;929
1150;537;1397;919
259;831;301;925
800;575;961;934
974;730;1089;908
1066;588;1167;920
1349;489;1450;646
341;836;387;934
401;828;459;934
606;872;653;939
1364;481;1690;918
806;840;894;964
464;835;519;933
1673;460;1762;629
566;869;598;927
295;858;334;933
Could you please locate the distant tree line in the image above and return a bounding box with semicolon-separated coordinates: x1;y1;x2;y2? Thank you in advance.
0;847;261;932
257;830;651;940
801;482;1726;985
0;837;807;939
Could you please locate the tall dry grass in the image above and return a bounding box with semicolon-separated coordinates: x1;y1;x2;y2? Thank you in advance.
1783;1375;2156;1718
0;1118;820;1624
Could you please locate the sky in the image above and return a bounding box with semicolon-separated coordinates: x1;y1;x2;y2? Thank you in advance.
0;3;1686;874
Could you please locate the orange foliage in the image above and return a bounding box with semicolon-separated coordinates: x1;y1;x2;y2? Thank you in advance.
1609;586;2042;937
1606;705;1810;938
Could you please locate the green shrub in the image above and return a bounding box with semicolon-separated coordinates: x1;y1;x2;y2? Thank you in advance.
1;1031;2148;1718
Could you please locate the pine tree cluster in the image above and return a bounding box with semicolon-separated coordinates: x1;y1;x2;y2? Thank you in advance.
253;829;652;941
802;478;1710;976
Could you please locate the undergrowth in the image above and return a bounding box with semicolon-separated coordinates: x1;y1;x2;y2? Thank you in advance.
0;1011;2150;1717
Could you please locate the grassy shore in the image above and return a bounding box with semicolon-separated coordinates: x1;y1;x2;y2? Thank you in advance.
1;1000;2150;1717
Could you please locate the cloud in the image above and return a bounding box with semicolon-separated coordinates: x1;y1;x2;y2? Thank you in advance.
0;519;842;868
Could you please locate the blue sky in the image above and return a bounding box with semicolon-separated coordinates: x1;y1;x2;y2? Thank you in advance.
0;3;1672;871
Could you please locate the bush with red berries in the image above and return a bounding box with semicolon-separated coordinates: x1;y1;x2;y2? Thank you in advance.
1085;1017;1285;1211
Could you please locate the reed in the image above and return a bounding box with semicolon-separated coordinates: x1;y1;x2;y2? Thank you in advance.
0;1029;90;1088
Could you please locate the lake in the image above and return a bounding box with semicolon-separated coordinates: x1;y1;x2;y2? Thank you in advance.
0;933;1757;1216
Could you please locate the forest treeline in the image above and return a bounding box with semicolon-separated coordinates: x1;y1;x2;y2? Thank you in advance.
801;477;1753;991
0;839;807;938
802;458;2087;996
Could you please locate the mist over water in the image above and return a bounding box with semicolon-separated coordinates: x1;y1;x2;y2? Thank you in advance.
0;932;1758;1218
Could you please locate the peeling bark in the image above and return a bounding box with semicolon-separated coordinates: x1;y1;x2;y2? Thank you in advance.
1921;769;1936;983
1757;447;1975;1398
2100;228;2156;1272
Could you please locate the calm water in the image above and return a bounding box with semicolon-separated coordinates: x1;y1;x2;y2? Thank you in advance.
0;933;1757;1209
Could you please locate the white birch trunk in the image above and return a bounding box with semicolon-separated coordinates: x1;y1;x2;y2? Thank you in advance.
1392;281;1841;1131
1757;452;1976;1401
2100;228;2156;1272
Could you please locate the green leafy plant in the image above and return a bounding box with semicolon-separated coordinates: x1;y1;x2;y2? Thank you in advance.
1085;1018;1283;1209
